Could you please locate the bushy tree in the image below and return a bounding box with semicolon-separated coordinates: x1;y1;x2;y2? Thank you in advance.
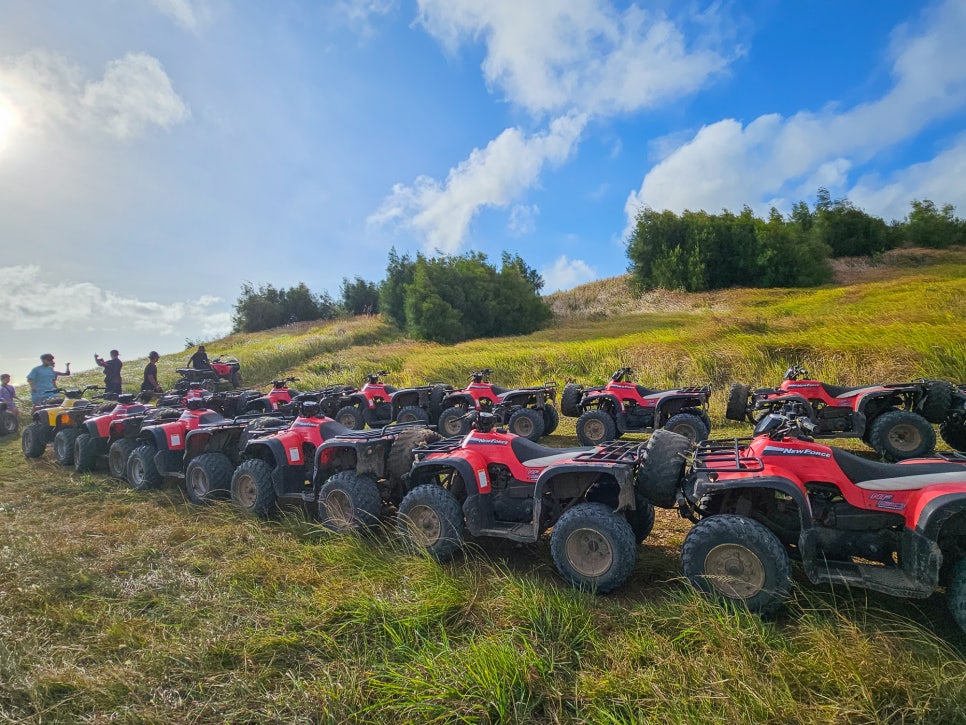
232;282;336;333
901;199;966;249
340;276;380;315
810;189;888;257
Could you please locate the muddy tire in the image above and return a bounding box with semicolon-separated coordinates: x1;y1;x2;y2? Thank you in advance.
576;410;617;446
109;438;136;480
437;407;469;438
627;501;656;543
868;410;935;461
336;405;365;430
127;445;162;491
397;484;464;561
185;452;234;505
940;419;966;452
318;470;382;531
948;557;966;635
682;514;791;616
73;433;99;473
22;423;48;459
542;404;560;436
144;407;181;423
560;383;584;417
637;428;690;508
0;411;19;437
396;405;429;425
663;412;709;442
725;383;751;422
53;428;79;466
550;502;637;593
231;459;277;517
428;385;448;423
387;428;442;483
922;380;956;424
230;370;243;389
508;408;545;442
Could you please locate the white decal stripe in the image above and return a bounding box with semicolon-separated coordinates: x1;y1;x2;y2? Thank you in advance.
857;471;966;491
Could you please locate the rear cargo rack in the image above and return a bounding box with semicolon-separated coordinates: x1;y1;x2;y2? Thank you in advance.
573;440;643;463
691;437;764;473
678;385;712;395
413;438;463;459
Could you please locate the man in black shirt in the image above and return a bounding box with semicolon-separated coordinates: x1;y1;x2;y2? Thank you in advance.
188;345;211;370
142;351;162;393
94;350;123;395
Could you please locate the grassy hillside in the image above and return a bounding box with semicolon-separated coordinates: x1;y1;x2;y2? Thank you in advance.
4;248;966;723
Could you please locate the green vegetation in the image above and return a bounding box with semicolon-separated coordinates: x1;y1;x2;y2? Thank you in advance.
6;249;966;722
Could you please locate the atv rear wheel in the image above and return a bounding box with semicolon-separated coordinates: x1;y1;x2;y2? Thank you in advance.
397;484;464;561
576;410;617;446
948;557;966;635
868;410;935;461
627;501;656;543
550;502;637;593
127;445;162;491
940;419;966;452
387;428;442;484
437;407;469;438
318;470;382;531
22;422;48;459
542;403;560;436
336;405;365;430
1;411;19;436
396;405;429;425
637;428;690;508
231;459;277;518
663;413;709;442
109;438;136;480
682;514;791;615
53;428;78;466
560;383;584;417
508;408;545;441
73;433;99;473
428;385;448;422
185;452;234;505
725;383;751;422
922;380;956;424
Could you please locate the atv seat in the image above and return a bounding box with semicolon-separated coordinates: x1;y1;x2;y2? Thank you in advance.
319;420;352;439
822;383;870;398
636;385;661;397
832;449;966;490
510;437;593;467
490;385;510;396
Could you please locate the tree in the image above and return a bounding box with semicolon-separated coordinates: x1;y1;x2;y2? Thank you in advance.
340;276;380;315
231;282;336;333
902;199;966;249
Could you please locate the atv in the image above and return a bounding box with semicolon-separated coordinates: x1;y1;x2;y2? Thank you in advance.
0;400;19;437
174;354;243;391
388;381;454;426
939;384;966;453
241;377;300;414
561;367;711;446
435;369;558;442
21;386;107;463
725;365;953;460
396;411;656;592
73;393;157;473
331;371;397;429
669;410;966;633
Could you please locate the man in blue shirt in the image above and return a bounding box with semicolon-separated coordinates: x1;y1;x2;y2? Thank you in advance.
26;354;71;405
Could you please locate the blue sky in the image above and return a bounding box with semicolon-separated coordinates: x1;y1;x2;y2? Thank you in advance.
2;0;965;383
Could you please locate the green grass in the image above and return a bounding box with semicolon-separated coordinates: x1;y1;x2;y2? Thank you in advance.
4;249;966;723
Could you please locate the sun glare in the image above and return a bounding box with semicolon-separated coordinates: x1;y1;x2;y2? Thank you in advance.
0;96;19;154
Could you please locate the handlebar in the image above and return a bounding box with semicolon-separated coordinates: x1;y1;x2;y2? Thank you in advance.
783;365;808;380
611;367;633;382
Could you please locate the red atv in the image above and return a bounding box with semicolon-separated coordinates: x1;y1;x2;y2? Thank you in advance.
329;371;398;429
388;382;454;426
435;369;558;442
726;365;954;460
241;377;300;414
397;411;655;592
561;367;711;446
73;393;157;473
666;411;966;633
175;355;243;391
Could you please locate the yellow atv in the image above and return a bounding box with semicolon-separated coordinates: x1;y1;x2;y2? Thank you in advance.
21;386;110;463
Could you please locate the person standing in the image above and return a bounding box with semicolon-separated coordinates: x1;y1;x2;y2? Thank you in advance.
26;354;70;405
0;374;18;414
142;351;163;393
187;345;211;370
94;349;123;395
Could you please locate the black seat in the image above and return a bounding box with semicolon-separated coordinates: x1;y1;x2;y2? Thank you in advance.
832;449;964;488
320;420;352;439
636;385;661;397
510;437;591;466
821;383;870;398
490;385;510;396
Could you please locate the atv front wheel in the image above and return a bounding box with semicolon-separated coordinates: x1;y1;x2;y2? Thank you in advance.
725;383;751;422
664;413;709;442
22;422;48;459
317;470;382;531
396;405;429;425
437;407;469;438
683;514;791;615
336;405;365;430
868;410;935;461
0;411;19;436
575;410;617;446
560;383;584;418
637;428;691;509
542;403;560;436
73;433;99;473
921;380;956;424
627;500;656;543
550;502;637;593
940;419;966;452
53;428;79;466
109;438;136;480
508;408;545;441
127;445;162;491
230;459;277;518
397;484;464;560
947;557;966;635
185;453;234;505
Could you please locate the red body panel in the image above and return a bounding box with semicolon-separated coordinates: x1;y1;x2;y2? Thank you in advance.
764;379;895;411
85;403;150;438
264;415;334;464
582;380;659;409
359;383;393;409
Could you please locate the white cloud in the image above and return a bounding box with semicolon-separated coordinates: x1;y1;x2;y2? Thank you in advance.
507;204;538;236
625;0;966;225
369;114;585;253
0;265;231;337
150;0;215;34
541;255;596;293
0;50;189;142
334;0;398;35
416;0;731;118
